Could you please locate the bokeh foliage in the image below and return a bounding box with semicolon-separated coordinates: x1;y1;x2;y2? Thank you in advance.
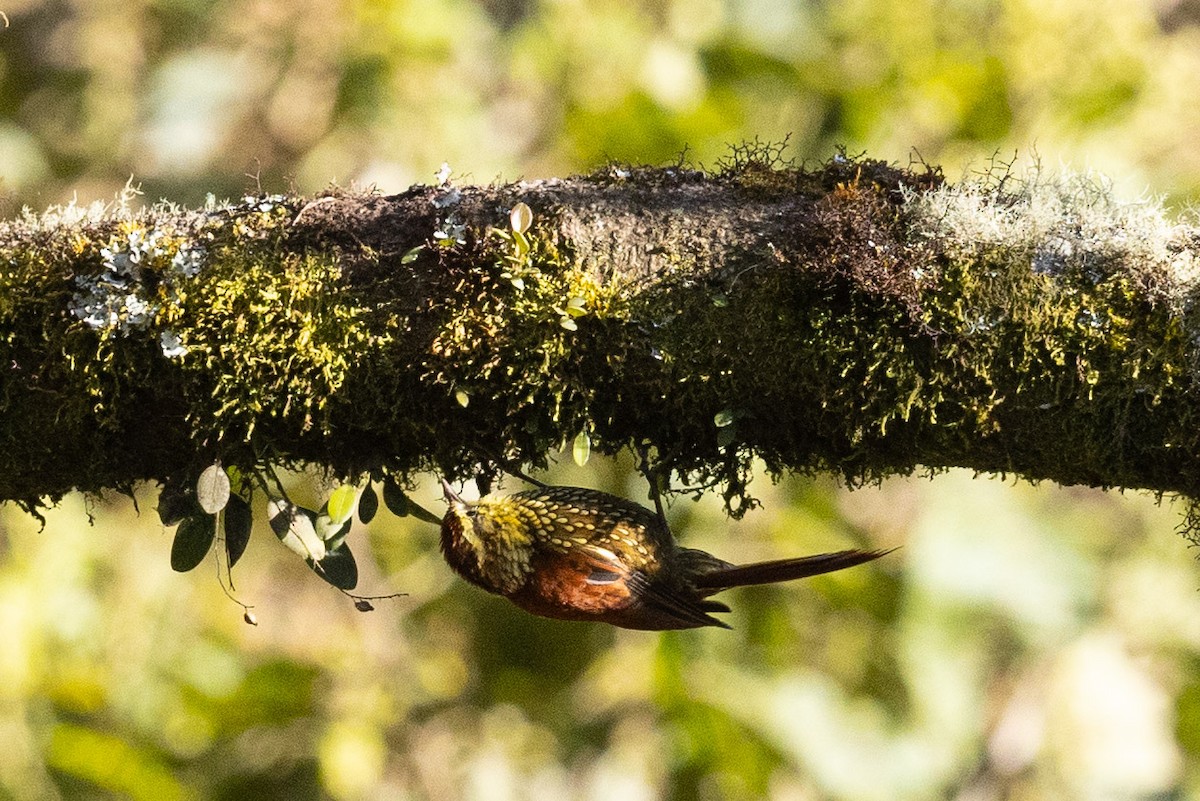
3;0;1200;799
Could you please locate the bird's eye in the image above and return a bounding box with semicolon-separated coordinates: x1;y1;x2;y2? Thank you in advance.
465;509;478;518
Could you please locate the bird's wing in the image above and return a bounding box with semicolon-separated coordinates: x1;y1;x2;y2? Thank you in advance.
575;545;731;630
552;544;729;633
621;569;732;630
515;544;731;629
513;545;638;619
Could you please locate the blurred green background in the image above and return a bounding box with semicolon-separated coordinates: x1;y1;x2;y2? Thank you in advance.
3;0;1200;798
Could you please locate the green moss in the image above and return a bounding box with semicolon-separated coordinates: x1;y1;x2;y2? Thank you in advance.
171;251;378;444
908;188;1196;494
1;161;1197;525
424;214;630;478
0;194;384;502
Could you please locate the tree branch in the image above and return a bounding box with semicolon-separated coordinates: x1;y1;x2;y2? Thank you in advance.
2;153;1198;521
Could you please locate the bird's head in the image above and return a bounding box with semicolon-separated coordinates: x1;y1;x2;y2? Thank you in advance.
439;480;531;594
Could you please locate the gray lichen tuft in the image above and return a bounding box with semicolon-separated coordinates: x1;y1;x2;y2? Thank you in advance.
905;169;1200;317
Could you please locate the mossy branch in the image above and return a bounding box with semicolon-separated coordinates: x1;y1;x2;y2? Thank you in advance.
2;153;1199;523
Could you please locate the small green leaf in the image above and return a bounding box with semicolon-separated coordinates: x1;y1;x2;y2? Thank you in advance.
358;484;379;524
267;498;294;536
223;495;252;568
382;478;410;517
171;514;215;572
559;317;578;331
268;499;327;562
225;464;245;494
455;389;470;407
326;484;358;526
572;430;591;467
197;464;231;514
714;409;736;428
510;276;525;290
315;504;352;549
565;296;587;317
326;519;352;551
309;543;358;590
510;201;533;234
512;229;531;257
401;245;425;264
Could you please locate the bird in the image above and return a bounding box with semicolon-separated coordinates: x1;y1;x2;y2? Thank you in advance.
439;480;891;630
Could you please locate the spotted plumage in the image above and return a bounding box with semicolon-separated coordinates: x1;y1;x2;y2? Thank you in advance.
439;481;892;630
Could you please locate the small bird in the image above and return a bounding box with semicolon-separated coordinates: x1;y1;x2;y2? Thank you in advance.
439;481;891;630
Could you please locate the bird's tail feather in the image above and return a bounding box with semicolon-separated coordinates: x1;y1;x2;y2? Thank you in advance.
693;548;893;592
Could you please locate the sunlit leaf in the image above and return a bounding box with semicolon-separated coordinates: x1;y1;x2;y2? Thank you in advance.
512;229;531;257
560;317;578;331
327;520;352;551
573;430;591;466
510;201;533;234
315;505;352;550
223;495;252;568
196;464;231;514
455;389;470;407
326;484;358;526
714;409;736;427
225;464;245;493
401;245;425;264
171;514;215;572
565;296;588;317
267;499;326;562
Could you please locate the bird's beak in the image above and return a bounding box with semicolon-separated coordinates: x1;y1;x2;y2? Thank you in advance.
441;479;465;508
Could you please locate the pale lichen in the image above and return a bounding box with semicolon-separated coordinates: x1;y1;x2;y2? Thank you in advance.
904;168;1200;316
